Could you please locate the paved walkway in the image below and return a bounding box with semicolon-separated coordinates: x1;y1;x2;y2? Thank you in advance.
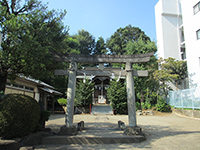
91;105;113;115
35;112;200;150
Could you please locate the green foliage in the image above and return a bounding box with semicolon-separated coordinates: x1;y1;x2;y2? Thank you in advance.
124;38;158;109
141;102;152;110
106;24;151;55
107;79;127;114
153;57;187;97
161;57;188;81
0;0;68;93
40;110;51;122
0;94;40;139
57;98;67;106
125;37;157;55
94;37;107;55
141;102;147;110
156;95;171;112
144;89;158;105
108;29;158;108
0;91;4;101
75;79;94;106
136;101;141;111
72;29;95;55
36;110;51;130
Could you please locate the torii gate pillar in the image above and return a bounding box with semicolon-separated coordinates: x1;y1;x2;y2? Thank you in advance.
54;52;154;129
66;62;77;127
126;62;136;127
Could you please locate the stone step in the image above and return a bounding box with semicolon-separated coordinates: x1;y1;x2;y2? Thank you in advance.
91;105;113;115
42;135;145;145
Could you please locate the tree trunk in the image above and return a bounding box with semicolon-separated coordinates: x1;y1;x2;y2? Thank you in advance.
0;70;7;100
140;90;144;110
140;90;144;103
0;71;7;93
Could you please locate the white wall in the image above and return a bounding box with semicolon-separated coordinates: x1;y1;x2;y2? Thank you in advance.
155;0;182;60
181;0;200;88
162;0;181;15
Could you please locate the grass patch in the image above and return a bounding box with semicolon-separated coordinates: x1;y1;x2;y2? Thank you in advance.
174;107;200;111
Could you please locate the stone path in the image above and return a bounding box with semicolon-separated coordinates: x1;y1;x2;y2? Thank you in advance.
91;105;113;115
35;112;200;150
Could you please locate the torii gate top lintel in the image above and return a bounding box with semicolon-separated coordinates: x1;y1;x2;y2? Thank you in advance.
56;52;154;63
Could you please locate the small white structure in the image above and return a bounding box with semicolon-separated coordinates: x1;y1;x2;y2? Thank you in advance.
155;0;200;88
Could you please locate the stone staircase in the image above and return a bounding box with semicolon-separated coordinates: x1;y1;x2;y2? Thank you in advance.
91;105;113;115
42;134;145;145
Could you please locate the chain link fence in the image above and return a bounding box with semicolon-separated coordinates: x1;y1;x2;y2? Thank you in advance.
168;87;200;110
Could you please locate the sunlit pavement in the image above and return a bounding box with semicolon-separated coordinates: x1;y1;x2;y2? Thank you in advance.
35;113;200;150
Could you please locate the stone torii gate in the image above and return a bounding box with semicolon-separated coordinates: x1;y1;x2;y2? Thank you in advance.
55;52;154;129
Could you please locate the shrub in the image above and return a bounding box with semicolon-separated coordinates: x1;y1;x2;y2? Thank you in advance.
75;79;94;106
107;80;127;114
156;95;171;112
57;98;67;106
36;110;51;130
136;101;141;111
146;102;153;110
0;91;5;101
0;94;40;139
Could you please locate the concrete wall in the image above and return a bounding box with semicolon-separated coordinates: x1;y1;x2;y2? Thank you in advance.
155;0;182;60
181;0;200;88
5;88;34;98
173;108;200;120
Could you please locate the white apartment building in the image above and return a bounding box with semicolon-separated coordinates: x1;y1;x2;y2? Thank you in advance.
155;0;200;89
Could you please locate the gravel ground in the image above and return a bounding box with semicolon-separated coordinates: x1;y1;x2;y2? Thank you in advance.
35;112;200;150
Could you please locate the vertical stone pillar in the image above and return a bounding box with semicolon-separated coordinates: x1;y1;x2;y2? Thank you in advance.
101;80;103;97
34;88;40;102
44;94;47;111
126;62;137;127
66;62;77;127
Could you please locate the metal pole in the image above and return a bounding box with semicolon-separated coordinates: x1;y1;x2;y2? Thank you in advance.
181;91;183;109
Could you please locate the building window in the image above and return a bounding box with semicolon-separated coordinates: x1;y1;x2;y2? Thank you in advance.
6;82;11;86
13;83;24;89
25;86;34;91
194;2;200;14
197;30;200;40
180;26;185;43
181;47;186;60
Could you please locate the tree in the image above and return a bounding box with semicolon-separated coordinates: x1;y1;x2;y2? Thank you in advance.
153;58;180;97
40;36;81;95
94;37;107;55
75;79;94;106
107;79;127;114
122;37;158;105
64;36;80;54
107;26;157;106
72;29;95;55
0;0;68;94
153;57;187;94
161;57;188;87
106;25;150;55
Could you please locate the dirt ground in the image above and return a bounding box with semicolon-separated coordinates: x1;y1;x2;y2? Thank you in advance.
35;112;200;150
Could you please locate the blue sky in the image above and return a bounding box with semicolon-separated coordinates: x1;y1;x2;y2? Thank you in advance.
42;0;159;41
